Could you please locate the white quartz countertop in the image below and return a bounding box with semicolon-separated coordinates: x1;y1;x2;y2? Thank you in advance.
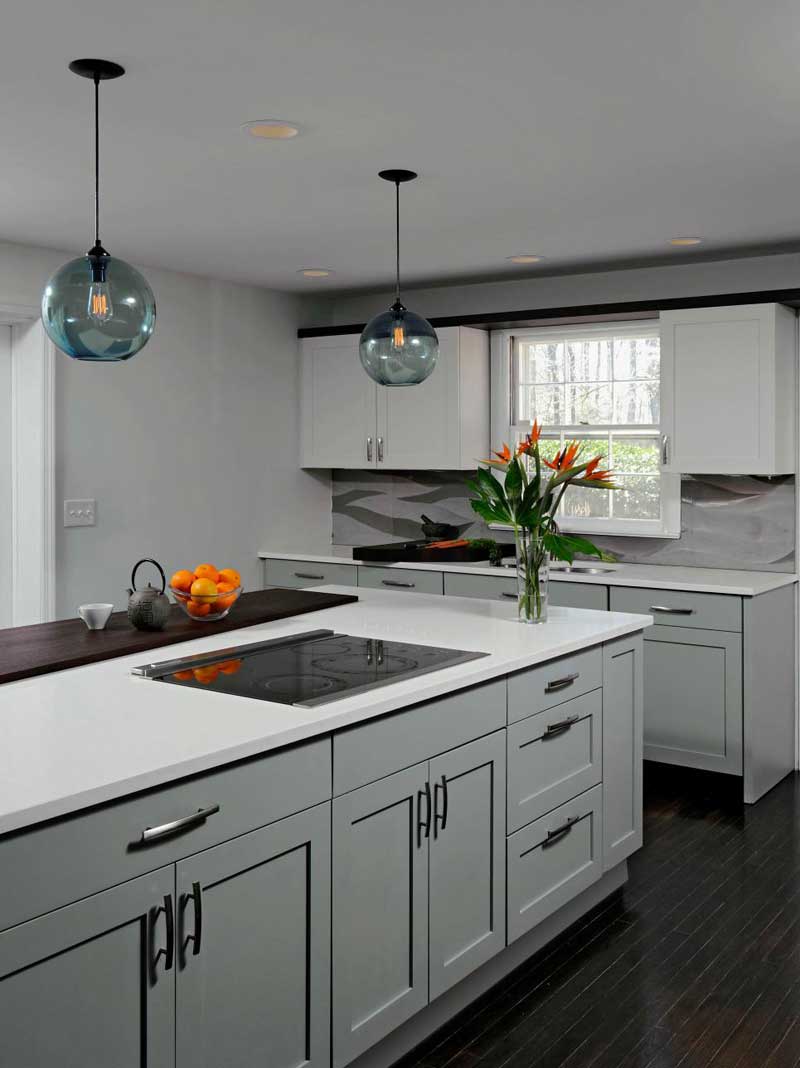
0;586;650;836
259;549;798;597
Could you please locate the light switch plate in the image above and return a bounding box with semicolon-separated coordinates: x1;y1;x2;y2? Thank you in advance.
64;499;96;527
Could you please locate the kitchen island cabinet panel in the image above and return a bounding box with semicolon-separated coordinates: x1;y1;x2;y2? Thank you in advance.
176;803;331;1068
0;866;175;1068
602;635;644;869
428;732;506;1000
549;580;608;611
333;764;430;1067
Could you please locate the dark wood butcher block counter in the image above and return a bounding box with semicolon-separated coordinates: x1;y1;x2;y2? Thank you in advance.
0;588;359;685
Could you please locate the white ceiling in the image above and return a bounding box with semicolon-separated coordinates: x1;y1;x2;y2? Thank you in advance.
3;0;800;293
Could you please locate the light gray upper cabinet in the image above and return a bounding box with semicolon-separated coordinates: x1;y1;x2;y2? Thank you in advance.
300;327;489;470
660;303;796;475
0;866;175;1068
175;803;331;1068
300;334;379;468
332;763;430;1068
602;634;644;870
428;732;506;1001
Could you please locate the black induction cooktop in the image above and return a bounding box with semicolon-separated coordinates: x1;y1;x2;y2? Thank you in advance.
132;629;488;708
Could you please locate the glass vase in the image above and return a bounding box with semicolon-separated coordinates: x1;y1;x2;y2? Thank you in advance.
514;529;549;624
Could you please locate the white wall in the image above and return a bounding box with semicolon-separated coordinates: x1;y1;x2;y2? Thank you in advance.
0;240;330;617
301;250;800;327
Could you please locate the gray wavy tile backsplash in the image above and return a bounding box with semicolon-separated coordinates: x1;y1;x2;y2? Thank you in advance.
332;471;795;572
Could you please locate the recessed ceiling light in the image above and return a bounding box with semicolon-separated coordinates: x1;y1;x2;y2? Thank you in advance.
242;120;300;140
297;268;335;278
668;237;703;246
507;254;544;264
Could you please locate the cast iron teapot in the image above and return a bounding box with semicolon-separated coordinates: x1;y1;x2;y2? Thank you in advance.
127;558;171;631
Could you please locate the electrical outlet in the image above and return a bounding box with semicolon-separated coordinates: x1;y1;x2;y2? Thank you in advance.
64;499;96;528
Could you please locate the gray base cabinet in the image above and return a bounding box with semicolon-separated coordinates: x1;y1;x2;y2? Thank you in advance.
332;763;430;1068
176;803;331;1068
603;635;644;869
0;866;175;1068
332;733;506;1067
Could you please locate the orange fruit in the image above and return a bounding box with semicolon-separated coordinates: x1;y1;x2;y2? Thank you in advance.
216;581;237;610
190;577;218;604
192;665;220;684
218;659;242;675
194;563;220;583
186;599;211;617
173;669;194;681
218;568;241;589
170;569;194;593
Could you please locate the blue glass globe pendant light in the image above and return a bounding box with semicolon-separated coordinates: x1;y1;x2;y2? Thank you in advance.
359;170;438;386
41;59;156;362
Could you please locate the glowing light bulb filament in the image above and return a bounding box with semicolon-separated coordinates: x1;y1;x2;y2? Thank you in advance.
87;282;113;324
392;323;405;349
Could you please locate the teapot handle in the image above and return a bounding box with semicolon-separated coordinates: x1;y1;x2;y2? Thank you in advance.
131;558;166;594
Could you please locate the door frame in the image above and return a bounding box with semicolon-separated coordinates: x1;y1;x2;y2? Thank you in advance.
0;303;56;624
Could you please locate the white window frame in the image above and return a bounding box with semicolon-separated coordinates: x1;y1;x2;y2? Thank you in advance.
490;320;680;538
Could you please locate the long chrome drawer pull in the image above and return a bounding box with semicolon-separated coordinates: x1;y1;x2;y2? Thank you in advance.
649;605;695;615
141;804;220;844
382;580;415;588
543;714;580;740
545;672;579;694
542;815;580;849
500;592;518;600
294;571;326;581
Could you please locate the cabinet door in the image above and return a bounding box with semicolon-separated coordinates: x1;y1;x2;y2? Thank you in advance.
643;626;743;774
377;327;460;469
549;581;608;611
332;764;429;1068
0;866;174;1068
301;336;377;467
175;803;331;1068
429;732;506;1000
603;635;643;870
660;303;796;475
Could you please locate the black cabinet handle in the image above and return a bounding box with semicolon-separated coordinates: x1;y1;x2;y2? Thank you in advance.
140;803;220;845
543;714;580;740
382;580;416;589
150;894;174;979
417;782;432;847
649;605;695;615
182;881;203;958
542;815;580;849
434;775;449;834
294;572;326;581
544;672;579;694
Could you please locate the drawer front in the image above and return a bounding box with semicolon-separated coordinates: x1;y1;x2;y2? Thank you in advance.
507;690;602;833
550;581;608;611
333;679;506;794
265;558;357;589
609;586;741;632
507;784;603;944
443;572;518;603
507;646;603;724
357;566;444;595
0;738;331;933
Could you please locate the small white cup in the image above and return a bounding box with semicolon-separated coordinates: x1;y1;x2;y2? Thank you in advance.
79;603;114;630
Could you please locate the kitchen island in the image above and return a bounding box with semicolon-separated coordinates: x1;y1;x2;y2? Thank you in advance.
0;587;650;1068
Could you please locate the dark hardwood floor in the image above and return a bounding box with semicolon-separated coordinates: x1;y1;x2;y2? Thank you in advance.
399;765;800;1068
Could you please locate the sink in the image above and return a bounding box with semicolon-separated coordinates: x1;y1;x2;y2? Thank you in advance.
551;566;616;575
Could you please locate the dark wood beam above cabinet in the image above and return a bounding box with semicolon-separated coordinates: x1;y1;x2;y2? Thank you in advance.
297;287;800;337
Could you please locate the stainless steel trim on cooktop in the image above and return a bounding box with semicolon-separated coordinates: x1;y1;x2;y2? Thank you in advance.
131;630;336;679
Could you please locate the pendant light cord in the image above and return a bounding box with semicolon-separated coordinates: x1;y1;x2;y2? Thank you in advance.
93;74;100;247
394;180;401;302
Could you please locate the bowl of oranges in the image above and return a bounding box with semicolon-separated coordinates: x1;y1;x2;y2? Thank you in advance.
169;563;243;622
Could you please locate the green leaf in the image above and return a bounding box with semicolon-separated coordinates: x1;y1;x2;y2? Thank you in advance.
470;498;511;525
505;457;523;502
